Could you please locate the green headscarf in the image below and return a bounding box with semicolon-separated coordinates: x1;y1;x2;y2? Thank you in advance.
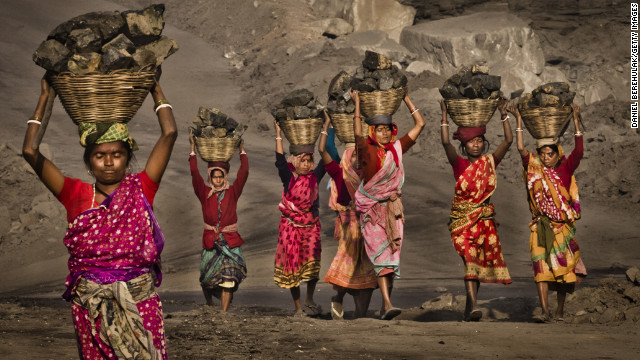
78;122;138;151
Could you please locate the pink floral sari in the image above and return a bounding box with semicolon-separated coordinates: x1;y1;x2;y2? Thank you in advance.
354;140;405;277
62;174;167;359
274;170;321;288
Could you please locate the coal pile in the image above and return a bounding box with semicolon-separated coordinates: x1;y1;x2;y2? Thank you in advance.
271;89;324;121
349;51;407;92
565;267;640;324
518;82;576;109
326;71;355;115
439;65;502;100
191;107;247;139
33;4;178;74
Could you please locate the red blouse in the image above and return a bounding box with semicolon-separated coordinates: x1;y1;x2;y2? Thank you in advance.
356;134;415;183
190;154;248;249
56;171;159;223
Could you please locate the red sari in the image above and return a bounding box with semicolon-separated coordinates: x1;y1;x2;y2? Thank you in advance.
274;169;321;288
448;155;511;284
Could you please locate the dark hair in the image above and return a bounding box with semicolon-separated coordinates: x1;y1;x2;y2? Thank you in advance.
83;141;134;170
536;144;559;155
209;168;225;178
459;136;490;157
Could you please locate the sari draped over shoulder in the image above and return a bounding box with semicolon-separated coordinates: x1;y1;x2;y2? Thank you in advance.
525;153;582;284
448;155;511;284
274;170;321;288
355;140;405;277
324;148;377;289
62;174;167;360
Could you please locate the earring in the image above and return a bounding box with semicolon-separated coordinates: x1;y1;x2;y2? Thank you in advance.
127;165;132;173
88;170;93;177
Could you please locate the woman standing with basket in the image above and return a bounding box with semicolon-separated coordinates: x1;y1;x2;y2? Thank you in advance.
273;119;326;316
189;130;248;311
320;112;377;320
22;71;176;359
511;102;586;322
351;88;425;320
440;97;513;322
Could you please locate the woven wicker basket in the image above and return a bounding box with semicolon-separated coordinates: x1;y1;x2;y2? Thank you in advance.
444;98;499;127
278;118;324;145
359;87;406;118
195;136;240;162
49;70;157;124
330;113;367;144
519;105;573;139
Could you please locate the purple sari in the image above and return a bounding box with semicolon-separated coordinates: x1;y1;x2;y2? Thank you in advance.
62;174;168;359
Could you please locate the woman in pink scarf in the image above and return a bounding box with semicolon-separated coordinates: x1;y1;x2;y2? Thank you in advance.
273;121;326;316
351;88;425;320
22;74;177;359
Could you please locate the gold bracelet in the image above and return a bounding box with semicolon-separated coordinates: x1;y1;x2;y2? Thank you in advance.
154;99;170;107
29;115;42;121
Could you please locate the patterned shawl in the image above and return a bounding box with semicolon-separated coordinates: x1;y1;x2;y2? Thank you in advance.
355;140;405;260
278;169;318;227
448;155;497;235
62;174;164;300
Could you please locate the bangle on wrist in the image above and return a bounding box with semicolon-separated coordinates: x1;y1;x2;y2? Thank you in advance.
410;108;419;115
320;130;328;136
189;151;196;156
275;137;282;140
501;114;509;121
155;103;172;113
29;115;42;121
515;128;523;132
574;131;583;136
440;123;449;127
27;119;42;125
240;150;247;155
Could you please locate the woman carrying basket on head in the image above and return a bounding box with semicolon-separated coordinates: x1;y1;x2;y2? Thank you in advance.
189;131;248;311
510;103;586;322
319;112;377;320
273;121;326;316
440;98;513;322
22;71;177;359
351;88;425;320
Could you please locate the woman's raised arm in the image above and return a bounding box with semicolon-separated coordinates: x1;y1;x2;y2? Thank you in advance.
22;75;65;196
144;76;178;183
439;100;458;165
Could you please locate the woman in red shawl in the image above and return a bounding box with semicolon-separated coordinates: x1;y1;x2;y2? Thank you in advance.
351;88;425;320
440;98;512;321
273;121;326;316
22;72;177;359
511;103;586;322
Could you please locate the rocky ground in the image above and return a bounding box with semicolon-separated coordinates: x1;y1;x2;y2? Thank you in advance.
1;0;639;359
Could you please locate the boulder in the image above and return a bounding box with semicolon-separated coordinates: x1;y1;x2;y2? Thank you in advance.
67;52;102;75
626;267;640;285
48;11;125;44
123;4;165;45
282;89;315;107
623;286;640;304
343;0;416;42
101;33;136;55
400;11;545;93
136;36;179;67
33;39;70;73
66;28;102;53
315;18;353;38
99;48;133;73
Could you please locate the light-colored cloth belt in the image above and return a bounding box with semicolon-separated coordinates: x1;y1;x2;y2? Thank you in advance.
204;222;238;236
72;272;161;360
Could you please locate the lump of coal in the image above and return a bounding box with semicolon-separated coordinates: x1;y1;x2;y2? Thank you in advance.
192;107;246;138
328;71;352;100
518;82;575;109
273;89;324;121
439;65;502;100
33;4;177;74
349;51;407;94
